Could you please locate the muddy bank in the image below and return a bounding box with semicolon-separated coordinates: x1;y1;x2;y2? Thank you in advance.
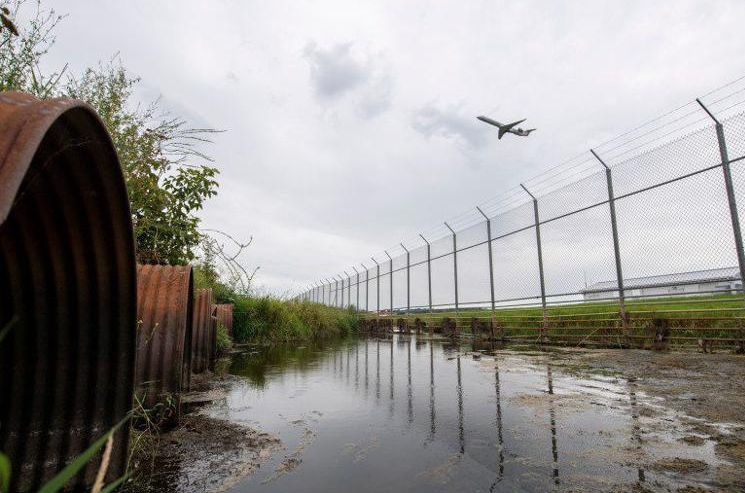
122;372;281;493
546;348;745;491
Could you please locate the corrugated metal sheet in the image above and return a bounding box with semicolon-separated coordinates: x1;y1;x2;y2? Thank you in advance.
214;303;233;336
135;264;194;414
191;288;214;373
0;92;136;492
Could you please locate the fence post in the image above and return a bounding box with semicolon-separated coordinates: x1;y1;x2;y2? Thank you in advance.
420;234;433;314
344;270;352;310
476;206;498;338
385;250;393;314
353;267;360;312
327;278;333;306
362;263;369;312
591;149;630;344
444;222;459;316
372;257;380;317
697;99;745;304
401;243;410;314
339;274;345;308
322;282;326;306
521;184;548;342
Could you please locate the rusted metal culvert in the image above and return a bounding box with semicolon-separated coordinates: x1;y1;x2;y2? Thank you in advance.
191;288;215;373
135;264;194;419
0;92;137;492
214;303;234;335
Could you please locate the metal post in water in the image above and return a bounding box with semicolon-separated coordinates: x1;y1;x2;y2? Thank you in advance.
521;184;548;341
591;149;629;344
420;234;432;314
444;222;459;316
697;98;745;305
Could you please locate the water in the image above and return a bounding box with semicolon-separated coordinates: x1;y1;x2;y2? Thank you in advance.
206;335;720;492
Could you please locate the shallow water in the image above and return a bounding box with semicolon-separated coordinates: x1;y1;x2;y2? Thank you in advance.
207;335;721;492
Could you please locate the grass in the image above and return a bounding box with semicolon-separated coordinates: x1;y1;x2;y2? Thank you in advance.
232;297;359;343
371;294;745;347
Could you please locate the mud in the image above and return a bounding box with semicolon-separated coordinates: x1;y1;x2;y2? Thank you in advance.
122;373;281;493
546;348;745;491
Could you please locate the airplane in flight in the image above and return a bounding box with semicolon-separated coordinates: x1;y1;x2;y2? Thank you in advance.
477;116;536;139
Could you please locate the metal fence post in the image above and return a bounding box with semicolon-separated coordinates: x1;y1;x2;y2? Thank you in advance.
327;278;333;306
385;250;393;313
591;149;630;344
521;184;548;341
444;222;459;315
335;278;339;307
697;99;745;304
372;257;380;316
339;274;345;308
344;270;352;310
322;282;326;306
401;243;410;314
362;263;369;312
477;207;497;337
420;234;433;314
353;267;360;312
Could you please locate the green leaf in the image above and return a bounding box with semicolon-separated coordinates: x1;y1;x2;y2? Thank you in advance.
99;475;128;493
37;415;130;493
0;452;11;493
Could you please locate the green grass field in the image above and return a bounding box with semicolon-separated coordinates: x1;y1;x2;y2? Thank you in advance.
364;294;745;348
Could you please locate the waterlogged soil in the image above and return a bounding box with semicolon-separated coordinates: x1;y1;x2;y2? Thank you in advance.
128;337;745;492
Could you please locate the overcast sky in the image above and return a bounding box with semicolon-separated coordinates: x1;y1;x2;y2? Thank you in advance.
37;0;745;296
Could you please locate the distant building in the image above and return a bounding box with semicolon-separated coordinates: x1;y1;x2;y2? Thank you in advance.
581;266;742;300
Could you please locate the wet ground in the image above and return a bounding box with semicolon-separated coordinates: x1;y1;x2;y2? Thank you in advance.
131;335;745;492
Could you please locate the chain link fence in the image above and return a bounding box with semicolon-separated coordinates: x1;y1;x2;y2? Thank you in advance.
300;78;745;349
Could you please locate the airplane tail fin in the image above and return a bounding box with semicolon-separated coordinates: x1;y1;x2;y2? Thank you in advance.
497;119;526;139
525;128;536;135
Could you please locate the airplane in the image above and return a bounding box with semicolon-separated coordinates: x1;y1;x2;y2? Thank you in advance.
477;115;536;139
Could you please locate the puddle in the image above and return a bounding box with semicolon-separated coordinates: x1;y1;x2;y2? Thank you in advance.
142;335;745;492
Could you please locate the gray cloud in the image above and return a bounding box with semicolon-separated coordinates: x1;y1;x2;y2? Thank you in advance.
411;103;488;150
303;41;367;99
303;41;392;118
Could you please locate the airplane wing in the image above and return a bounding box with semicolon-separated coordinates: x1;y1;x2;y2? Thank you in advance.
477;116;502;128
498;119;526;139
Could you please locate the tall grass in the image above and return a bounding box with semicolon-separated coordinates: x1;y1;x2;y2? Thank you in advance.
232;297;359;343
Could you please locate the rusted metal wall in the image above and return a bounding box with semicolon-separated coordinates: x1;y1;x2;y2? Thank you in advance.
0;92;137;492
214;303;233;336
191;288;214;373
135;264;194;413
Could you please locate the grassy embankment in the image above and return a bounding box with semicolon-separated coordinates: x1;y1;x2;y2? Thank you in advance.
373;294;745;344
194;267;359;344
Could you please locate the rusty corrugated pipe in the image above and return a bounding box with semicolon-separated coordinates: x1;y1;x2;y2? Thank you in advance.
0;92;136;492
214;303;233;336
191;288;214;373
135;264;194;418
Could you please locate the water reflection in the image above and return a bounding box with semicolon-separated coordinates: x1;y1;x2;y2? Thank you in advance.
222;335;713;493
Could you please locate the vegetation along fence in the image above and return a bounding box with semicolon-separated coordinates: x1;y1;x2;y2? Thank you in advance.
301;78;745;350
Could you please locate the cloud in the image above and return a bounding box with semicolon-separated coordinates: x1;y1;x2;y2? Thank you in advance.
411;103;488;150
303;41;392;118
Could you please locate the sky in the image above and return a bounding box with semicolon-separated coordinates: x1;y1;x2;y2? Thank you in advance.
33;0;745;296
